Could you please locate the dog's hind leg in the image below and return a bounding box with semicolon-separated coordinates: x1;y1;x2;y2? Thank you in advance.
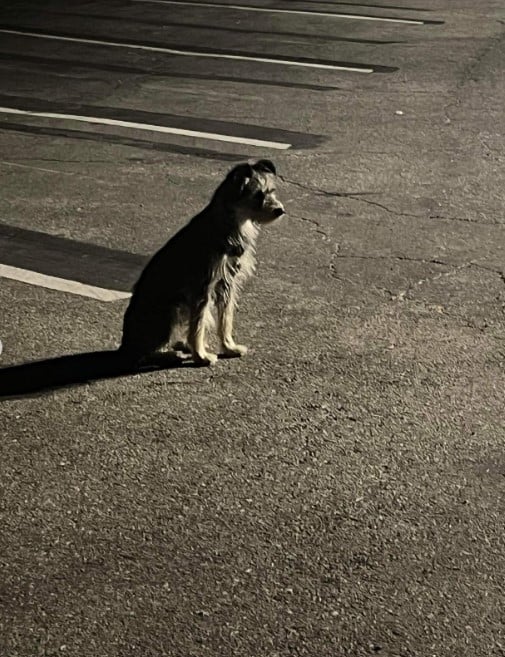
120;308;176;367
215;280;248;358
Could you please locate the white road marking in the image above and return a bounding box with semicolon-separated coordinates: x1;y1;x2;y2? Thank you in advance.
132;0;425;24
0;105;293;150
0;263;131;301
0;28;374;73
0;160;71;175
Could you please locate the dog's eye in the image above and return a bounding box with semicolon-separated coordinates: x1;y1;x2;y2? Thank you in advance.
254;190;265;203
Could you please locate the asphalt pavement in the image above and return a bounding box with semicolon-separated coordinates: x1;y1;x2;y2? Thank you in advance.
0;1;504;656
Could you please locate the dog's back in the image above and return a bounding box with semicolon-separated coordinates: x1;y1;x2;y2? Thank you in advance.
120;209;221;361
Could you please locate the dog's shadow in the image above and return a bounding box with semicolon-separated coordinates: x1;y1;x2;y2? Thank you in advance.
0;350;195;400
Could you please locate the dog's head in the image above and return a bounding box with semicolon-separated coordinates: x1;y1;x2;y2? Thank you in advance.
222;159;285;224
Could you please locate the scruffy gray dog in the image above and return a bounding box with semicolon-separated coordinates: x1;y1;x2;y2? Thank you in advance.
119;159;285;367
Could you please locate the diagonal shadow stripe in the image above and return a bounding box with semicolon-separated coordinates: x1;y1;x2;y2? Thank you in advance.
20;9;405;44
276;0;432;10
0;222;147;292
0;94;324;149
0;52;343;92
0;122;254;162
0;25;399;71
127;0;444;24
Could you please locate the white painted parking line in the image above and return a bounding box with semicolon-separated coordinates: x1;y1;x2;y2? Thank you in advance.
132;0;426;24
0;28;374;73
0;160;70;175
0;264;131;301
0;105;293;150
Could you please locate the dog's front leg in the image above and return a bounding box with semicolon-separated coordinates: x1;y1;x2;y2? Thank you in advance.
189;297;218;366
215;280;248;358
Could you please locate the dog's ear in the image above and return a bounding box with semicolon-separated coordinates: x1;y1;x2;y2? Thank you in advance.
228;162;254;195
253;159;276;175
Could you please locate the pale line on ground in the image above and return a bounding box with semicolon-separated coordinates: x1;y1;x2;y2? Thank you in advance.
133;0;425;24
0;263;131;301
0;105;292;150
0;29;375;72
0;160;71;175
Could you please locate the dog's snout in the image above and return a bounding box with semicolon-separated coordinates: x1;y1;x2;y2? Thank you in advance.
273;207;285;218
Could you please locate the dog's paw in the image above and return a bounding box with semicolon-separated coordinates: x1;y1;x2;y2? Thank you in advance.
172;340;192;355
221;344;248;358
193;351;219;366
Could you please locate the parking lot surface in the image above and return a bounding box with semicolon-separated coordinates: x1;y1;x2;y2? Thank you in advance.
0;1;504;655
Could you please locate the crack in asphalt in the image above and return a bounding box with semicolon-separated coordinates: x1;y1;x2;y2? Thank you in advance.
328;249;394;297
330;253;505;301
332;253;456;299
394;261;474;301
440;308;505;341
396;259;505;300
334;254;449;266
289;213;390;297
284;164;505;300
280;177;503;226
427;213;504;226
289;201;505;300
290;212;331;240
282;176;428;221
281;175;400;212
470;262;505;286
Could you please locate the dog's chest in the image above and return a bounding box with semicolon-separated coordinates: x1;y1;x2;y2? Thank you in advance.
219;220;258;284
233;246;256;279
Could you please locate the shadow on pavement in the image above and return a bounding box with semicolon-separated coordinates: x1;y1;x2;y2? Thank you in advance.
0;350;192;400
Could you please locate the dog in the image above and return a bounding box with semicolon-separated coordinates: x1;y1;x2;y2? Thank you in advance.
119;159;285;367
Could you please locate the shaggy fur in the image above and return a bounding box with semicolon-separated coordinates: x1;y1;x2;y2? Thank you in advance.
119;159;285;366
